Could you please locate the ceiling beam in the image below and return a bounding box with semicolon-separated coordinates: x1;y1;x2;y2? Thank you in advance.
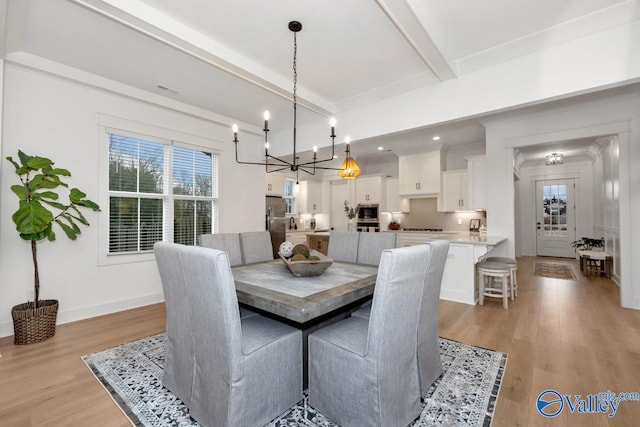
375;0;456;81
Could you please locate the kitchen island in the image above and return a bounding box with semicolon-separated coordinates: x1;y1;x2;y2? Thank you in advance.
395;231;507;305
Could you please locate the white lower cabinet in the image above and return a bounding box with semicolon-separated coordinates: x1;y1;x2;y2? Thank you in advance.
439;244;475;304
395;234;494;305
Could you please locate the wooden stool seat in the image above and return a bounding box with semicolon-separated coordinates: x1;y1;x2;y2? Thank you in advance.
477;261;511;309
485;256;518;299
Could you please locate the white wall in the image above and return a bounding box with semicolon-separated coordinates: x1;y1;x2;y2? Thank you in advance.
516;160;594;257
483;91;640;309
593;137;621;282
0;64;264;337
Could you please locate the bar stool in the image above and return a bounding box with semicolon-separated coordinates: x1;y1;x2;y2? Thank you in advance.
485;256;518;299
477;261;511;309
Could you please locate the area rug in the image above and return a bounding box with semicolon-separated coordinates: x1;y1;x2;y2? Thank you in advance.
533;262;577;280
83;333;507;427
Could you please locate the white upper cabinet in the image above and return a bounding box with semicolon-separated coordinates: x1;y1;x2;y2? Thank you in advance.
385;178;410;213
356;175;385;206
398;151;441;196
440;169;468;211
297;181;322;213
466;155;486;210
265;173;284;197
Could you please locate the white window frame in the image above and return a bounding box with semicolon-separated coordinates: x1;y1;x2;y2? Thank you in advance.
97;115;222;265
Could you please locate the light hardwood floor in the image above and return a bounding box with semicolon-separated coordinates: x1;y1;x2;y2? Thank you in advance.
1;256;639;426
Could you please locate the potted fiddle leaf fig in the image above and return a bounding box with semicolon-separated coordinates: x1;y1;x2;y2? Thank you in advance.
7;150;100;345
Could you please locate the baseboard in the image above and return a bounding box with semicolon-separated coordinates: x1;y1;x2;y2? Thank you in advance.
0;293;165;339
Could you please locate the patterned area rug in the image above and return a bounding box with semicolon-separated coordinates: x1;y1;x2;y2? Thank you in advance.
83;333;507;427
533;262;577;280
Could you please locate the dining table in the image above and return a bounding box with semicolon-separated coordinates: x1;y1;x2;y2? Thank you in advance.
231;259;378;386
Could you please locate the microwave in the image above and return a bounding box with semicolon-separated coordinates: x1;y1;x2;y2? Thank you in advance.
358;204;379;220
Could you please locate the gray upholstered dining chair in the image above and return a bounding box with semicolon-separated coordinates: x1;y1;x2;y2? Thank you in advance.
327;231;360;262
308;245;433;427
198;233;243;266
154;243;302;427
356;232;398;265
239;231;274;264
154;242;196;408
198;233;258;318
352;240;450;396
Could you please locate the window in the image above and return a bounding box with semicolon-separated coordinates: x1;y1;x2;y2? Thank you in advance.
108;132;218;254
284;178;296;214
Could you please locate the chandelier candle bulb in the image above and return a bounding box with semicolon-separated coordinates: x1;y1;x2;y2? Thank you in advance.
232;124;238;142
263;111;270;132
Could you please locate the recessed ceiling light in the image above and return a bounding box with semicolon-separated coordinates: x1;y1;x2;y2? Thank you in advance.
377;146;384;151
432;136;440;141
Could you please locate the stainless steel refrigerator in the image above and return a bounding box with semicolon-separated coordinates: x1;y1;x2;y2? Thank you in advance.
266;196;286;258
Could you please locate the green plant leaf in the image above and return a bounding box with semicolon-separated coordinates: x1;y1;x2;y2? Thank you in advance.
70;206;89;225
47;229;56;241
67;212;89;226
49;168;71;176
69;188;101;211
36;191;59;200
62;214;81;234
75;199;101;211
27;174;45;190
55;219;77;240
6;156;21;170
12;200;53;235
17;150;32;167
10;185;28;200
26;156;54;170
41;199;67;210
69;188;87;202
19;224;53;242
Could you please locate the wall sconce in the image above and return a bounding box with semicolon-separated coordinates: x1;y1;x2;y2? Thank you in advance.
545;152;563;165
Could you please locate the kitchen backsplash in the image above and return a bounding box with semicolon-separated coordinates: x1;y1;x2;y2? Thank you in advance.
392;198;485;231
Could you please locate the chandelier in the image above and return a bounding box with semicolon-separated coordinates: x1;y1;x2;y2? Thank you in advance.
232;21;360;181
545;152;563;165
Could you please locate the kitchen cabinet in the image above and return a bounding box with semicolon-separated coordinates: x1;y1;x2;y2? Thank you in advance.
395;232;503;305
265;173;284;197
440;169;468;211
466;155;486;210
398;151;441;196
307;234;329;255
356;175;385;206
385;178;410;213
296;181;322;213
286;232;307;246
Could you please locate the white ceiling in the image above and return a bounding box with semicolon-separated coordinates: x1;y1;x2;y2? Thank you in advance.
3;0;637;164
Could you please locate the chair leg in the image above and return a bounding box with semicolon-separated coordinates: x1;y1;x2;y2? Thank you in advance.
502;275;508;309
479;273;485;305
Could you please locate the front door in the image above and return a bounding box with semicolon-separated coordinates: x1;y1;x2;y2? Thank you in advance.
535;179;576;257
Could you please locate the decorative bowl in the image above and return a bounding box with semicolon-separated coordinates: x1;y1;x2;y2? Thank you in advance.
278;249;333;277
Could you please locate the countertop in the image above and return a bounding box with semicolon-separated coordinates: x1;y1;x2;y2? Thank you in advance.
286;229;330;234
392;230;506;246
289;229;505;245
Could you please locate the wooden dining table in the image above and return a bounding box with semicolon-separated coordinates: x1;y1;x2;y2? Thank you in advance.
232;259;378;386
232;259;378;324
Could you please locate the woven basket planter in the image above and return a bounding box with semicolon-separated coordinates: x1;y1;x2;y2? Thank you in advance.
11;299;59;345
